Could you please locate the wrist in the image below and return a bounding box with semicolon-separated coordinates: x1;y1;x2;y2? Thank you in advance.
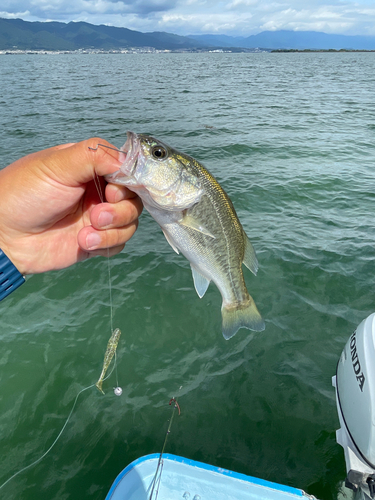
0;228;29;276
0;248;25;301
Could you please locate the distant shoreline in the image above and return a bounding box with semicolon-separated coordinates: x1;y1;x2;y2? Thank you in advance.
0;48;260;55
1;48;374;55
271;48;375;53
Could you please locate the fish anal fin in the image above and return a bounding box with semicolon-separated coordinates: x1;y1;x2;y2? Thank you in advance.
221;297;265;340
181;214;215;239
243;233;259;276
191;265;210;298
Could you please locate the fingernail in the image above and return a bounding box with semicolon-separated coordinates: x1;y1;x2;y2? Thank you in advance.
86;233;101;250
114;189;126;203
98;211;113;228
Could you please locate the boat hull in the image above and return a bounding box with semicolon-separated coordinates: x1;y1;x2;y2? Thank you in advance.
105;453;307;500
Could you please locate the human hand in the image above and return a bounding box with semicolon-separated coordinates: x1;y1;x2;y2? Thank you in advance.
0;138;143;275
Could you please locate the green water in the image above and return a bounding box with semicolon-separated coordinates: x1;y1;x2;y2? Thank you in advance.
1;52;375;500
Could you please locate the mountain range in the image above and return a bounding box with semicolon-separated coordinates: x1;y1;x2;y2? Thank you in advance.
1;18;375;52
0;18;202;51
189;31;375;50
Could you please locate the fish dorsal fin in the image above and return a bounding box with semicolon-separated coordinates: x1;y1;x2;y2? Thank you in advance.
243;233;259;276
191;265;210;298
181;214;215;239
161;228;180;254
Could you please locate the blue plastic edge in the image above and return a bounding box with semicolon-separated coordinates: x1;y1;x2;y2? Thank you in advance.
105;453;305;499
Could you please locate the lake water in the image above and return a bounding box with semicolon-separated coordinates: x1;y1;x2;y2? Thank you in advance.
0;51;375;500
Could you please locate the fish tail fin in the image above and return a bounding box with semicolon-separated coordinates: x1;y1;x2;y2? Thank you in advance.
221;297;265;340
95;381;105;395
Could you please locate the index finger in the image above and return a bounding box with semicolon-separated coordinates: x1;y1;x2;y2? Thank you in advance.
39;138;124;187
55;143;76;150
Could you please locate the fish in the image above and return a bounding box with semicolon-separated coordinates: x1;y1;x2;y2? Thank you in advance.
96;328;121;394
106;132;265;339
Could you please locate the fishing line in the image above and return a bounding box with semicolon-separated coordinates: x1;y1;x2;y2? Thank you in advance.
93;171;115;335
148;398;181;500
114;351;119;389
93;170;122;393
0;171;123;492
0;363;117;492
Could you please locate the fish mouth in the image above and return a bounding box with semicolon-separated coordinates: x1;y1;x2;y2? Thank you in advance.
105;131;140;185
119;131;140;176
121;131;141;175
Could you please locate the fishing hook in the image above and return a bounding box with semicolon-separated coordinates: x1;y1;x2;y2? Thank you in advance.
88;144;124;153
169;398;181;415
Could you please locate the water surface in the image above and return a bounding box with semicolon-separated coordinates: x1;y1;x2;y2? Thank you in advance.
1;51;375;500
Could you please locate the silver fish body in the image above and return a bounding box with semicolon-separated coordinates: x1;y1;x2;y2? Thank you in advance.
106;132;264;339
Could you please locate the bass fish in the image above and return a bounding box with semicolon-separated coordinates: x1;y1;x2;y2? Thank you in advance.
96;328;121;394
106;132;265;339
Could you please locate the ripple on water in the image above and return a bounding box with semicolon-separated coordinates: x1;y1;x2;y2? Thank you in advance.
1;52;375;500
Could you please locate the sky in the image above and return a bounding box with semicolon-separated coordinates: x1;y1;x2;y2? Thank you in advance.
1;0;375;38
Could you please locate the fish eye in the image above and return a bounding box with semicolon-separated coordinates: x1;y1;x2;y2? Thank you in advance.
151;145;168;160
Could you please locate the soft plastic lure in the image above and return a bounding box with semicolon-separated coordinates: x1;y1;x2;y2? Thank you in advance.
96;328;122;394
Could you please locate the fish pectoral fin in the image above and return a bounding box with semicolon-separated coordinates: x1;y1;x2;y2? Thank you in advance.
161;228;180;254
191;265;210;298
242;233;259;276
181;215;216;239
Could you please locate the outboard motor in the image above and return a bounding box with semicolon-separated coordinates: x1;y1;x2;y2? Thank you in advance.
333;313;375;500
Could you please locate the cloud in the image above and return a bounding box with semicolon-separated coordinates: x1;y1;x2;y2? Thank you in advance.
120;0;179;15
227;0;258;9
1;0;375;36
1;0;179;20
256;4;374;35
0;10;32;19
